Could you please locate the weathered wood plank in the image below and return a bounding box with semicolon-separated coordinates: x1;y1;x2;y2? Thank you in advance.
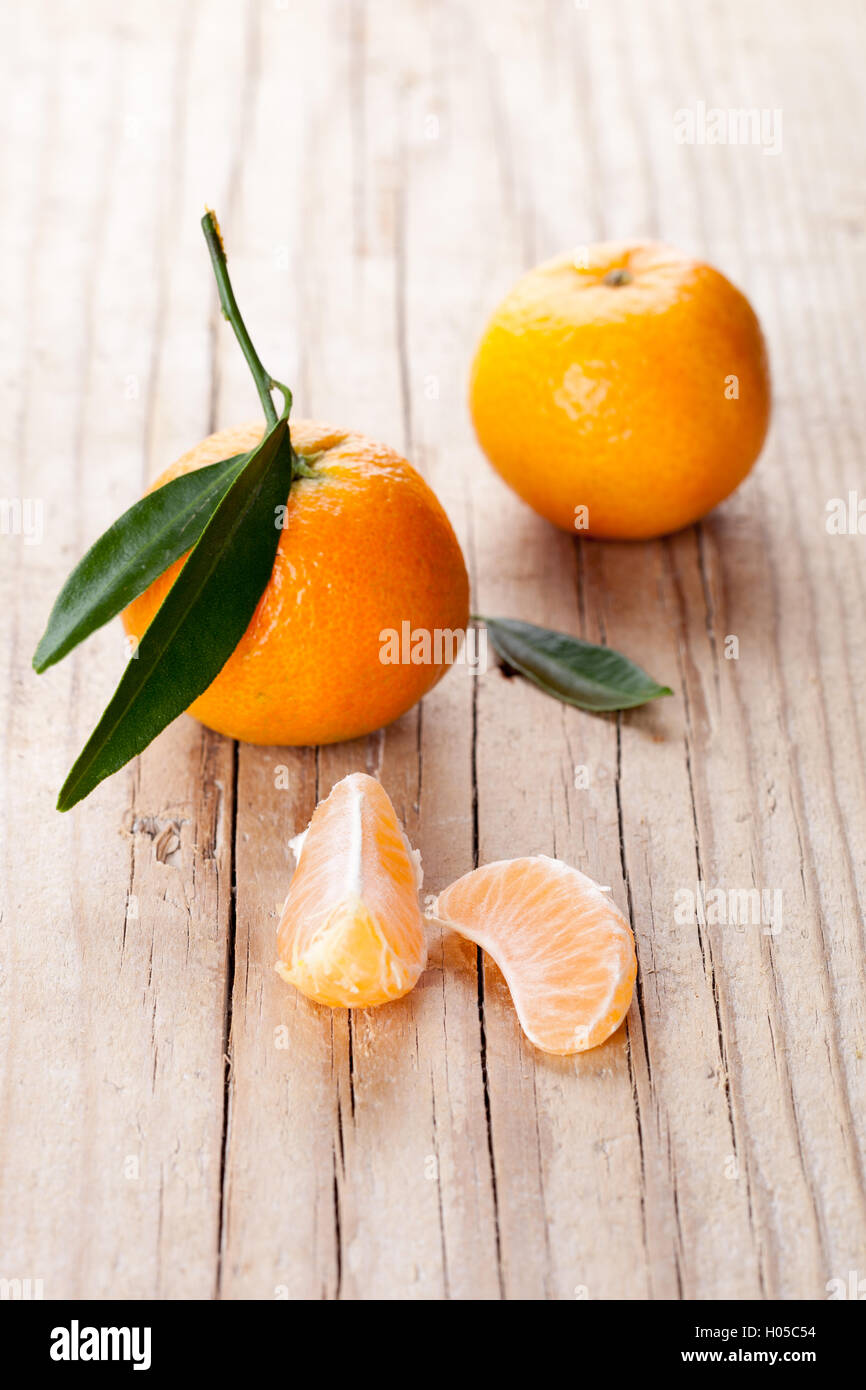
221;0;500;1301
0;0;237;1299
1;0;865;1303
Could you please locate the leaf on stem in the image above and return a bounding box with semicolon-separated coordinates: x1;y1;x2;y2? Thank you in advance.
33;453;248;672
57;423;292;811
477;615;673;712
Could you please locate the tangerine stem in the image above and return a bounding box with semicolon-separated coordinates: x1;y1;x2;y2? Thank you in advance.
201;208;280;429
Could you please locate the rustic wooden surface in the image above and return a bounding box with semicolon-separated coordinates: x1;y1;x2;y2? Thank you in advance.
2;0;865;1301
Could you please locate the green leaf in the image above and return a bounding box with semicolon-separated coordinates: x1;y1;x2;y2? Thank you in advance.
57;422;293;811
33;452;248;672
476;615;673;713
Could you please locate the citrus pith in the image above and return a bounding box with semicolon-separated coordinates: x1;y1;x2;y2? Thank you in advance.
276;772;426;1008
431;855;637;1054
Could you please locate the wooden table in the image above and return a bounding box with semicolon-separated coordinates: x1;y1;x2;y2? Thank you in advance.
2;0;865;1301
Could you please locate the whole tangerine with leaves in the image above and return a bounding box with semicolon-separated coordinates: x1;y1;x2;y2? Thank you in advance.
35;212;671;814
123;420;469;746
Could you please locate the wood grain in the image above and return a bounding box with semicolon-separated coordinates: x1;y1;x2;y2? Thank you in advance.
1;0;864;1300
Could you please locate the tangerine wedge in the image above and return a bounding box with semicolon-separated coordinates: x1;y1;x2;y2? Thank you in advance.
276;773;426;1008
431;856;636;1054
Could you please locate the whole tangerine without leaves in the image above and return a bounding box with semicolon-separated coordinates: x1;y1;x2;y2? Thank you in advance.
469;240;771;540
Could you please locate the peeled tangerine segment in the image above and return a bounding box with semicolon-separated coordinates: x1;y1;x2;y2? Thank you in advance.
276;773;426;1008
432;856;636;1055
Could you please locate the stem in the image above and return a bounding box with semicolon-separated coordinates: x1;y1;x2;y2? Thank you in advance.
201;209;285;428
602;267;633;287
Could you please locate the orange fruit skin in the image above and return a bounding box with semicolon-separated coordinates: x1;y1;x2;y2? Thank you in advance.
469;241;771;540
123;421;469;745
